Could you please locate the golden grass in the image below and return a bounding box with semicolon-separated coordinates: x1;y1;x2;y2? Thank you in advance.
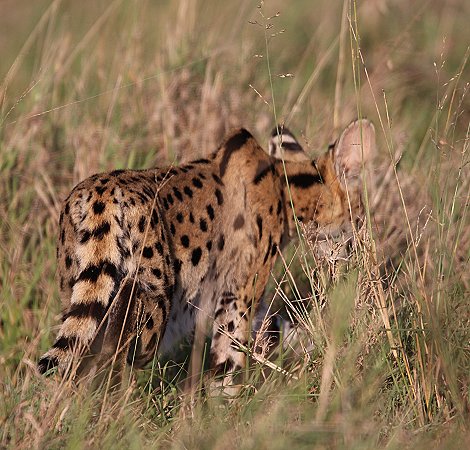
1;0;469;448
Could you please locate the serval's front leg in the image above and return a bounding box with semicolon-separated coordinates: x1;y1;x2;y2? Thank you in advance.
208;288;259;397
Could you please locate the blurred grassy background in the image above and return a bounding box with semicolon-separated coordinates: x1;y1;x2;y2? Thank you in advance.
1;0;469;448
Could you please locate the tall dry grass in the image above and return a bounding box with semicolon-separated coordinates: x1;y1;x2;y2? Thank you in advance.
1;0;469;448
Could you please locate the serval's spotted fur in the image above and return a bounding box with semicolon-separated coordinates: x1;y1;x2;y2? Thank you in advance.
38;120;376;394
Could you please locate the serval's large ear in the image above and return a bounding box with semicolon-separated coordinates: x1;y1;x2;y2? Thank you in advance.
333;119;376;187
268;125;310;162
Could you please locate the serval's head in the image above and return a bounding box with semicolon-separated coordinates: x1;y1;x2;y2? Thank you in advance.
269;119;376;260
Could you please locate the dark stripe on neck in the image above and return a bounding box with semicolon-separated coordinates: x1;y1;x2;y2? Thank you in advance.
253;164;275;185
286;173;322;188
219;129;252;177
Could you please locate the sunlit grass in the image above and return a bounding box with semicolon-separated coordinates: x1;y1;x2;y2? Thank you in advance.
1;0;469;448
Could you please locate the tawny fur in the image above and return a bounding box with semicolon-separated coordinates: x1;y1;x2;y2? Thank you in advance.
38;120;376;392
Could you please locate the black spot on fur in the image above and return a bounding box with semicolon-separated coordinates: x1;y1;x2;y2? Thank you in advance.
218;234;225;251
189;212;195;223
206;204;215;220
173;187;183;202
271;242;278;256
61;229;66;245
152;268;162;278
277;200;282;215
151;210;159;228
227;321;235;333
79;230;90;244
206;240;212;251
95;185;107;196
176;212;184;223
143;186;155;199
181;235;190;248
138;216;146;233
170;222;176;235
174;259;182;273
64;202;70;215
110;169;124;176
256;215;263;240
212;173;224;185
155;241;164;255
215;188;224;205
167;193;174;205
184;186;193;198
192;177;203;189
65;255;72;269
233;214;245;230
193;158;210;164
103;262;118;279
143;246;154;258
93;221;111;240
162;198;169;210
191;247;202;266
200;218;208;232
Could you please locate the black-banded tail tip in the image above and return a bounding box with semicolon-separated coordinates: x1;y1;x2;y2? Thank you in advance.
38;355;59;375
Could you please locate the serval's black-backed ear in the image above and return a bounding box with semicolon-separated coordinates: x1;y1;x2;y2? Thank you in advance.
333;119;376;187
268;125;310;162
